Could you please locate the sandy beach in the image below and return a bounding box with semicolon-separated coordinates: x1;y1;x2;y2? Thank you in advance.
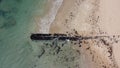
48;0;120;68
99;0;120;67
0;0;120;68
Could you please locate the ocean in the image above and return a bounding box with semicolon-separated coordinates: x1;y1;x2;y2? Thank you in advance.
0;0;52;68
0;0;98;68
0;0;66;68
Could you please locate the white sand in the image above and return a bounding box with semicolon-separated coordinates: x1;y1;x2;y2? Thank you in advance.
99;0;120;67
35;0;120;67
99;0;120;35
50;0;105;67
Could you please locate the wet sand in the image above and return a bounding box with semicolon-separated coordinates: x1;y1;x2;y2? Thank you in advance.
33;0;63;33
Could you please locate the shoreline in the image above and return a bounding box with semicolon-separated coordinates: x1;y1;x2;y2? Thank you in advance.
37;0;63;33
49;0;101;67
49;0;120;67
32;0;120;67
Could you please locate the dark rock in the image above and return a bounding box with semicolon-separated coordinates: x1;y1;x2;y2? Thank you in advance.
31;34;79;41
56;46;61;54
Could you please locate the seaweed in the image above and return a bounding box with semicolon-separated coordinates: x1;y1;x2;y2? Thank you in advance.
56;46;61;54
38;48;45;58
0;10;6;17
0;17;17;29
0;0;2;3
108;46;113;57
15;0;22;3
0;10;11;18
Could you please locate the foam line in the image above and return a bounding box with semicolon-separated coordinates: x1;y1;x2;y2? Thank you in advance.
39;0;63;33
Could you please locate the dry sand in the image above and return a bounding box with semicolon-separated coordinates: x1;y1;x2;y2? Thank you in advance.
99;0;120;67
49;0;120;68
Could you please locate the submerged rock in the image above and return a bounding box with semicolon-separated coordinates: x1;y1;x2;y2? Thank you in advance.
0;10;12;19
0;0;2;3
15;0;22;3
0;10;6;17
0;17;17;29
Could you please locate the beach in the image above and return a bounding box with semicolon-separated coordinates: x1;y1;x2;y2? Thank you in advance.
99;0;120;67
0;0;120;68
48;0;120;68
0;0;52;68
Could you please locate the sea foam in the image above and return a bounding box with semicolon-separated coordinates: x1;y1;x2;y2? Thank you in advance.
39;0;63;33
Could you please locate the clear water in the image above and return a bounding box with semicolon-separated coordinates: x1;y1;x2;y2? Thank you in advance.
0;0;47;68
0;0;80;68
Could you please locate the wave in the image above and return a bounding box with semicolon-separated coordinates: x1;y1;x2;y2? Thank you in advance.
39;0;63;33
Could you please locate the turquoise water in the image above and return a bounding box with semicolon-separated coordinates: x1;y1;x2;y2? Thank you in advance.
0;0;47;68
0;0;80;68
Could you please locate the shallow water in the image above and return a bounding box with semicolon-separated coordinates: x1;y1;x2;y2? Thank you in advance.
0;0;47;68
0;0;80;68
